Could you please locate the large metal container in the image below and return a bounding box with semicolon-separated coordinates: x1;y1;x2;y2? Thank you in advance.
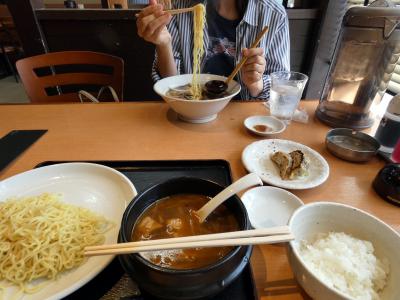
316;1;400;129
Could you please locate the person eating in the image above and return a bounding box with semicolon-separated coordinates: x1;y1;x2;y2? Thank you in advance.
136;0;290;100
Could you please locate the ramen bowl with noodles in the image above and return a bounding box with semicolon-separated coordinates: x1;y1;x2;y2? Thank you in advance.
153;74;241;123
118;177;252;300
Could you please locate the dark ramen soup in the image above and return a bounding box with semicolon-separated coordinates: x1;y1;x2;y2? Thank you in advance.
166;84;228;100
131;194;239;269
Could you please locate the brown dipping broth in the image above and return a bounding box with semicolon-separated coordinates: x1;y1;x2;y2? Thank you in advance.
131;194;240;270
253;124;270;133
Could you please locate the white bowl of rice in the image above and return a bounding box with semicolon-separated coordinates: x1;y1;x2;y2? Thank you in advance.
153;74;241;123
288;202;400;300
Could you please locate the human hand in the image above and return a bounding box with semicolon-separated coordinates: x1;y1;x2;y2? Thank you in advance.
136;0;172;47
241;48;266;97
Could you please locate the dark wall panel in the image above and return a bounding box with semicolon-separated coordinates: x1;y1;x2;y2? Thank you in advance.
38;10;158;100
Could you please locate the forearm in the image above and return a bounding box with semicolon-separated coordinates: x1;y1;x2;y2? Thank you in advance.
258;74;271;99
248;81;264;98
245;74;269;100
156;42;178;78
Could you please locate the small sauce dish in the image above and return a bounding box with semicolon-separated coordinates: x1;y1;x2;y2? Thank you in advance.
244;115;286;137
241;186;304;228
326;128;380;162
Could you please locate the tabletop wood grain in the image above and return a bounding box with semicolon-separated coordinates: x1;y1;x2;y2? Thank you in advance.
1;101;398;299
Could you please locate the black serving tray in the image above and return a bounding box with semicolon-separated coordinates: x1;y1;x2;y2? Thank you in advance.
0;130;47;173
35;160;258;300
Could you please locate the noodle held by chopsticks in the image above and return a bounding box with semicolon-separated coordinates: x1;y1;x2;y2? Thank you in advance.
190;3;206;100
0;193;112;294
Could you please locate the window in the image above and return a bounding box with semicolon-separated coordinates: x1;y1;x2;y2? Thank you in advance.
347;0;367;7
347;0;400;7
388;62;400;95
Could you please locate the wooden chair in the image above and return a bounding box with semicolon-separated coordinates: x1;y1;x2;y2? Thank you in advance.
16;51;124;103
108;0;128;9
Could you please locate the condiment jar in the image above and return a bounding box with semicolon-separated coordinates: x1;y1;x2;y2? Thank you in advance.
374;94;400;153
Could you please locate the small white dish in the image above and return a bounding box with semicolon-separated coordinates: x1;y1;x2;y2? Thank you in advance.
244;115;286;137
242;139;330;189
241;186;303;228
0;163;137;300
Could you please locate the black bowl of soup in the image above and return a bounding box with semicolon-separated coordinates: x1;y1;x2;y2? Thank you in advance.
118;177;252;300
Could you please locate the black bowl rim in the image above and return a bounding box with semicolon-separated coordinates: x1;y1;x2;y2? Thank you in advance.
120;176;250;274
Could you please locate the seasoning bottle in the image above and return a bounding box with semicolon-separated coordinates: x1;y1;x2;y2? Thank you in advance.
392;139;400;163
374;94;400;153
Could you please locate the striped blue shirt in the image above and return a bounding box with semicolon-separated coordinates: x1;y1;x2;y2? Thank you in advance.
151;0;290;100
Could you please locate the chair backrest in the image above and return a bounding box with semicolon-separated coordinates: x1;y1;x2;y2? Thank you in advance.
16;51;124;103
108;0;128;9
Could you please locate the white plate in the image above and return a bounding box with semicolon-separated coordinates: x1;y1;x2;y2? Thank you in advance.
241;186;304;228
242;139;329;189
0;163;138;300
244;115;286;137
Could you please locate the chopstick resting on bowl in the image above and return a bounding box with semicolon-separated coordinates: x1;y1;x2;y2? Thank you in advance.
84;226;294;257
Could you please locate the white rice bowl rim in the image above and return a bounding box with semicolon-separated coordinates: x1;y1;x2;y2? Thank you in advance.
153;74;241;103
288;201;400;299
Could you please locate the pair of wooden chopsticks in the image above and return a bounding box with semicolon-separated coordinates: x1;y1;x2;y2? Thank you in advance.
226;26;269;84
136;6;195;17
84;226;294;257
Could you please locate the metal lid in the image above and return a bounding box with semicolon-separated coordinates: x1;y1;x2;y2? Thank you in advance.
344;3;400;38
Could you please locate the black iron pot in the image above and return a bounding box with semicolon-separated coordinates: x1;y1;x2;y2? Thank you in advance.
118;177;252;300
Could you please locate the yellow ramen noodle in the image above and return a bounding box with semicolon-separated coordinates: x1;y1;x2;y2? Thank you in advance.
0;193;112;294
190;3;206;100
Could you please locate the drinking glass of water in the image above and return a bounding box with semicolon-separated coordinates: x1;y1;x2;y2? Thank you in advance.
269;71;308;123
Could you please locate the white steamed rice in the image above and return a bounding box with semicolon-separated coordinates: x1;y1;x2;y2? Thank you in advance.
299;232;390;300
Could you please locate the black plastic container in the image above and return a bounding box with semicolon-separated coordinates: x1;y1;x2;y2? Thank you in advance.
118;177;252;300
373;163;400;207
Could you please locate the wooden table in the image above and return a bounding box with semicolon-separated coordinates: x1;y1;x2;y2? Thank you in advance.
1;101;398;299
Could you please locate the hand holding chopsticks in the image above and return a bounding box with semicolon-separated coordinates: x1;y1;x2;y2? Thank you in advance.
226;26;269;85
136;3;200;46
84;226;294;257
